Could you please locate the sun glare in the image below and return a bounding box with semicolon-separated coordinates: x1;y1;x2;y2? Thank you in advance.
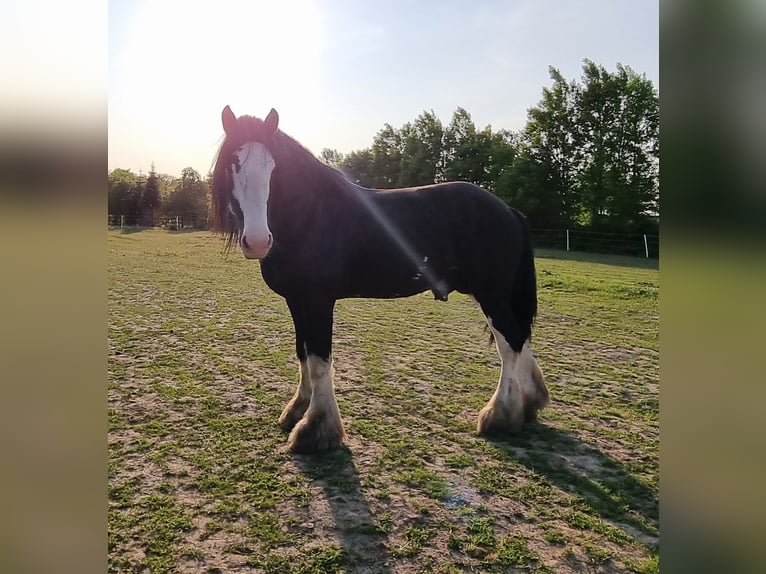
110;0;325;174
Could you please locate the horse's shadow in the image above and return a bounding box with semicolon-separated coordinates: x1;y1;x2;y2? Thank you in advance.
485;423;659;544
293;447;393;573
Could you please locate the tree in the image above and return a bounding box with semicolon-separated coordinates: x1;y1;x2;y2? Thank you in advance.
158;173;177;203
369;123;404;188
480;128;517;195
499;146;562;228
441;109;520;196
398;110;444;186
164;167;210;227
108;168;143;224
520;62;659;230
442;107;480;183
576;61;659;230
333;62;659;234
340;108;522;198
320;148;344;167
522;67;583;228
341;112;446;188
140;162;161;225
339;148;375;186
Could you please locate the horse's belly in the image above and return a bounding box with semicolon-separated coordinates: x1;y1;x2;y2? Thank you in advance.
340;274;428;299
340;257;457;300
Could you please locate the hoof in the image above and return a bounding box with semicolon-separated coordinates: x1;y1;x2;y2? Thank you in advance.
529;360;550;408
288;411;347;454
523;402;539;423
520;363;549;424
477;402;522;436
521;389;548;423
278;396;310;432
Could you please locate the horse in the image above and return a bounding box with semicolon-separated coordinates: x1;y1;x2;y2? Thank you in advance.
210;106;549;454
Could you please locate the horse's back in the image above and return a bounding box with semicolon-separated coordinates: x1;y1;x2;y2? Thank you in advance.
338;181;527;299
394;181;526;261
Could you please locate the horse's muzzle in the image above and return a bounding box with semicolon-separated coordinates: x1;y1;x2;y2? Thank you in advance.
241;232;273;259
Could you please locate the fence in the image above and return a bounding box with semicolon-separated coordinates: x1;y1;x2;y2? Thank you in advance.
108;215;658;258
107;214;209;230
530;228;659;258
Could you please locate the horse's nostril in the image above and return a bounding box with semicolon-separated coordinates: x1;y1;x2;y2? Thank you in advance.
242;235;250;248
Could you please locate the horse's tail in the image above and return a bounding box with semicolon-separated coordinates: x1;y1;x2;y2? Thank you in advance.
510;208;537;341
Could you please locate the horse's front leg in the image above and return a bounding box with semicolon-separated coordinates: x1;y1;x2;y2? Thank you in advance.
284;298;346;453
278;358;310;432
279;300;311;431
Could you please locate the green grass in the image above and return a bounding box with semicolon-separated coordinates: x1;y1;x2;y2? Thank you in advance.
109;229;658;572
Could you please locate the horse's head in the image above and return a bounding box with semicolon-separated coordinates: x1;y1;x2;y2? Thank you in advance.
211;105;279;259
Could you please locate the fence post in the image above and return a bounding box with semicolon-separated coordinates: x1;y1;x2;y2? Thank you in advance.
566;229;570;252
643;234;649;258
120;214;124;229
176;216;180;230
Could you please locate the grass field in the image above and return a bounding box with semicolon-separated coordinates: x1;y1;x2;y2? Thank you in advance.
108;229;659;573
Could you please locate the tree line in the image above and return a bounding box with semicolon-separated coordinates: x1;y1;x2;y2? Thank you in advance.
327;60;658;233
108;165;210;227
109;61;658;235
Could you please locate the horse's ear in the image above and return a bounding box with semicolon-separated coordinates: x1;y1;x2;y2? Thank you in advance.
264;108;279;134
222;105;237;135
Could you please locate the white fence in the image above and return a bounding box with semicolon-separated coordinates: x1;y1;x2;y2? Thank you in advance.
530;228;659;258
107;215;206;230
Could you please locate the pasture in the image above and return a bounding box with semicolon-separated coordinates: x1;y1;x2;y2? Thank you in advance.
108;229;658;573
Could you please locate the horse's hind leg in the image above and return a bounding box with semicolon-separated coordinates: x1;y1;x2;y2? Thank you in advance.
476;312;526;435
285;298;346;454
517;341;549;422
475;297;548;433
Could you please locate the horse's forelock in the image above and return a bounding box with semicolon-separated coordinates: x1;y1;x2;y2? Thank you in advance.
210;139;242;251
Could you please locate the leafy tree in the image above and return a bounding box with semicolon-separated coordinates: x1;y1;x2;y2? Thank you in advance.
370;123;404;188
442;107;480;183
140;162;160;225
108;168;143;224
333;61;659;234
398;110;444;186
339;148;375;186
320;148;344;167
441;110;520;196
340;108;517;193
521;62;659;230
576;61;658;230
341;112;445;188
522;67;583;227
499;146;562;227
158;173;177;203
164;167;210;226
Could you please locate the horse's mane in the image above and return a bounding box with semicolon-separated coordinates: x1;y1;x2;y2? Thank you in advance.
210;115;349;251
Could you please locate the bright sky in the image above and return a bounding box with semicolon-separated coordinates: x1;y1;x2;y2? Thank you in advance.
108;0;658;177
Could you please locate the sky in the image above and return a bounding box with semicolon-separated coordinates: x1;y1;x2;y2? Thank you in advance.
108;0;659;177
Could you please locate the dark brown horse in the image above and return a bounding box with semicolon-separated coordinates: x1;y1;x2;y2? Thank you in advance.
211;106;548;453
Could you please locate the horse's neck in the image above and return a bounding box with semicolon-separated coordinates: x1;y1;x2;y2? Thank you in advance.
269;164;350;234
274;159;342;199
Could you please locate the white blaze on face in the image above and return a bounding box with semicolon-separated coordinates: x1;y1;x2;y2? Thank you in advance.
231;142;276;259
